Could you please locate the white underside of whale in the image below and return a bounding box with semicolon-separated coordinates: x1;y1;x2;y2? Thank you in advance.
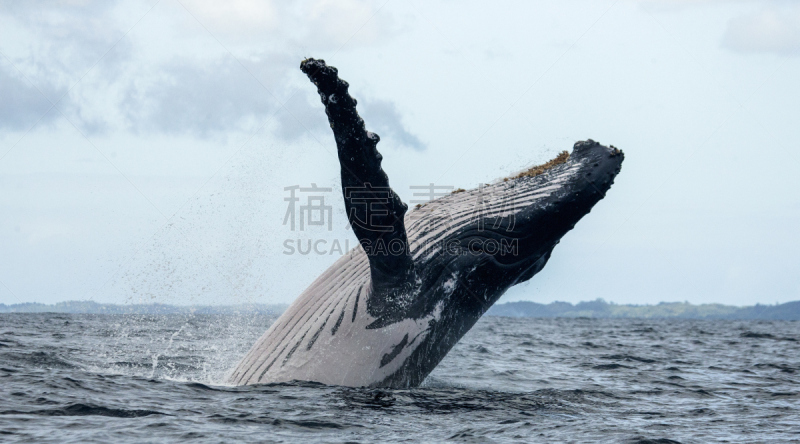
228;162;583;386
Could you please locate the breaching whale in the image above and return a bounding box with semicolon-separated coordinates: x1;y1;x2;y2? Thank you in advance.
228;58;624;388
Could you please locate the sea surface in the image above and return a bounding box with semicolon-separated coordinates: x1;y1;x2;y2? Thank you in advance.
1;313;798;443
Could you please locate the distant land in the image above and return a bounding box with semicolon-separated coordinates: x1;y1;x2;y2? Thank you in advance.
486;299;800;320
1;299;799;320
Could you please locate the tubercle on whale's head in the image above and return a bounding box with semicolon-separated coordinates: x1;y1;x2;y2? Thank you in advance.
501;139;623;266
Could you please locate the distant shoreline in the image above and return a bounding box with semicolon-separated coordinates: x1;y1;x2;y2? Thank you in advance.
1;299;798;320
486;299;800;320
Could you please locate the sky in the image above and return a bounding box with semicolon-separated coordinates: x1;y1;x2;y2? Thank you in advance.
0;0;798;307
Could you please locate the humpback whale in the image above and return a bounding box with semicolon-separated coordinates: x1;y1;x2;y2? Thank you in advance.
228;58;624;388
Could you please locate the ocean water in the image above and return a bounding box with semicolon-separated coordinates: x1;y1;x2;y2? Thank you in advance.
0;313;798;443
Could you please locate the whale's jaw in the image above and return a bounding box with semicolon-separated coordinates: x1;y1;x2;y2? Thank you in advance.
405;139;624;289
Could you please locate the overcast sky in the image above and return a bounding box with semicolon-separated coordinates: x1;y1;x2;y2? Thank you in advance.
1;0;798;307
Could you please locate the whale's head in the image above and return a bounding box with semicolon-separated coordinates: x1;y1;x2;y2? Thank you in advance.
408;139;624;306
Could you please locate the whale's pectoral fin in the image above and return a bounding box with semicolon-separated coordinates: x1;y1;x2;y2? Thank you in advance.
301;58;416;313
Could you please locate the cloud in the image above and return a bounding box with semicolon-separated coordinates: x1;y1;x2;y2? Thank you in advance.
181;0;397;49
303;0;395;49
637;0;752;11
0;1;132;82
0;0;418;146
119;51;343;141
121;54;424;146
0;0;134;132
123;56;284;137
179;0;281;35
0;62;64;131
722;5;800;55
359;99;426;151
